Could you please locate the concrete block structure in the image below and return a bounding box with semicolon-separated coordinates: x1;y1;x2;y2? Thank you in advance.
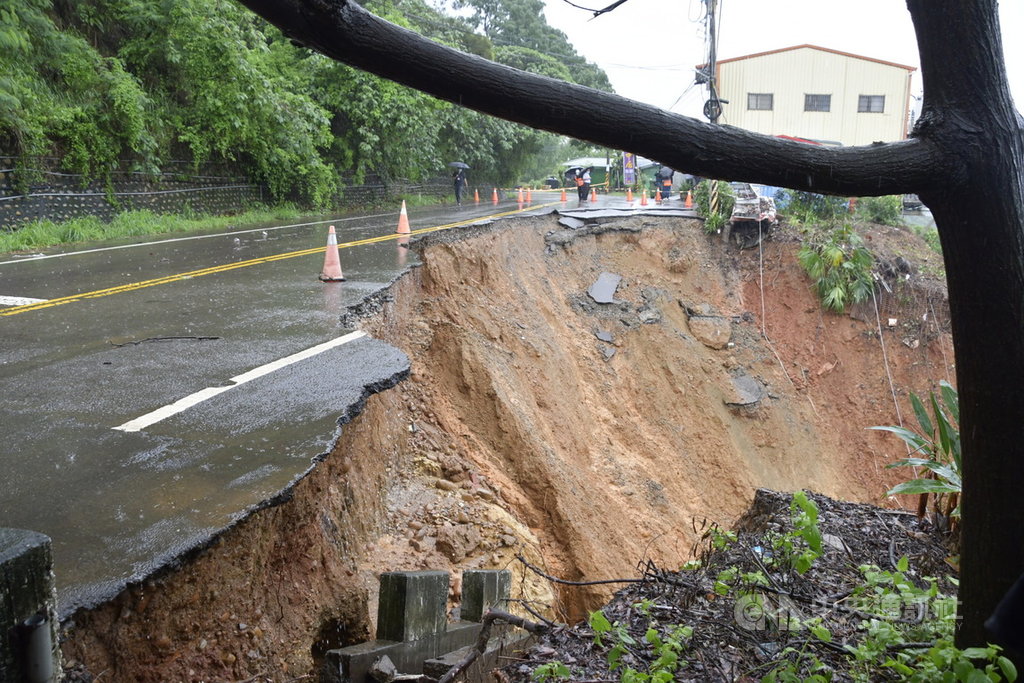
323;569;521;683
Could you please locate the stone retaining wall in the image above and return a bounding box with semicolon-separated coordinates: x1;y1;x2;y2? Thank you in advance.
0;160;457;231
0;164;264;230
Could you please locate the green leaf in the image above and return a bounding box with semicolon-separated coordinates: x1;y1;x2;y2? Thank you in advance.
888;478;960;496
589;610;611;634
911;392;934;437
998;655;1018;682
965;669;990;683
941;381;960;424
871;425;930;454
809;624;832;642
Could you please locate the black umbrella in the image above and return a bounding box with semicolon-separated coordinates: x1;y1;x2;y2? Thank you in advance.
448;161;470;169
564;166;584;179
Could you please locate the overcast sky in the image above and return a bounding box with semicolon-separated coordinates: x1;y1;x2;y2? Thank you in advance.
542;0;1024;123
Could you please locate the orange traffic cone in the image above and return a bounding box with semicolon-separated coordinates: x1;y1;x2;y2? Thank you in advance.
526;188;532;203
590;188;597;202
685;190;693;208
396;200;411;234
655;188;662;202
626;187;633;202
640;190;648;206
319;225;345;282
492;187;499;203
560;187;567;201
474;188;480;203
517;187;524;203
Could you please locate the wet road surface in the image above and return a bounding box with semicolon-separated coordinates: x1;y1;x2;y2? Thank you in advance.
0;191;689;616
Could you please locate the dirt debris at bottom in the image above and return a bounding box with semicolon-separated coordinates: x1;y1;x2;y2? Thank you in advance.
499;488;957;683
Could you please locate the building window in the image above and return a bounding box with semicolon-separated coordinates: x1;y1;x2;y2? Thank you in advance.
858;95;885;113
804;94;831;112
747;93;773;110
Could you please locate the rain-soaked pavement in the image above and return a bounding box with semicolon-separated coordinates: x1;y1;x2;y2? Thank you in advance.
0;190;694;617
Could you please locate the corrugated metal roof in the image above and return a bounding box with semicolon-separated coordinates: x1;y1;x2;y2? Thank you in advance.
698;44;916;72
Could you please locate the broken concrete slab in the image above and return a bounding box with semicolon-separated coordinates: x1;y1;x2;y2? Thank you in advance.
602;346;617;361
422;630;535;682
587;272;622;304
558;208;694;220
594;330;614;343
725;373;766;406
557;216;587;230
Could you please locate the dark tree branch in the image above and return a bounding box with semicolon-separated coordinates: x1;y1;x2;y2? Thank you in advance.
515;553;646;586
236;0;947;196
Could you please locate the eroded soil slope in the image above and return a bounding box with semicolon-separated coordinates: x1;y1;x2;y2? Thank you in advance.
62;214;952;682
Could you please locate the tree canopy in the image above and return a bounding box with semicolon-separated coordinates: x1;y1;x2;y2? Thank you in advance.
0;0;609;204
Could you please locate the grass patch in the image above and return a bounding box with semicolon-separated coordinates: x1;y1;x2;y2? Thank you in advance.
0;205;311;256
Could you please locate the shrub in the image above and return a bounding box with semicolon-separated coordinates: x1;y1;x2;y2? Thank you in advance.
856;195;904;226
776;190;849;224
692;180;734;233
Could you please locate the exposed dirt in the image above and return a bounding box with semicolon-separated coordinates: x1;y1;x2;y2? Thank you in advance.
59;213;953;682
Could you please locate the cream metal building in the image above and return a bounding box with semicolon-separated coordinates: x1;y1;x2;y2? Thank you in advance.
713;45;916;146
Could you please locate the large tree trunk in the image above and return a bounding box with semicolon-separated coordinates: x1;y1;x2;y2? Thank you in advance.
238;0;1024;652
908;0;1024;652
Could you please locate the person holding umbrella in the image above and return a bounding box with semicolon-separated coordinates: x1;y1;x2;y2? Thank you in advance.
657;166;675;201
565;166;591;203
449;162;469;205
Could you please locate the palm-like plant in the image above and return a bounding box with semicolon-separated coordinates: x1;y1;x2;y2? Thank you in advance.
872;381;961;528
796;223;875;312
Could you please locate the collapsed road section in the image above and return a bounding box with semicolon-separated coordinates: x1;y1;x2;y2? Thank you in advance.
49;208;952;682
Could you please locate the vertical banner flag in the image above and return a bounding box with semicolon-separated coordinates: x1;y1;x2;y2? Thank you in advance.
623;153;636;186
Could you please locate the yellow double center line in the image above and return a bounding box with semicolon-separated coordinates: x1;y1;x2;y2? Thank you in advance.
1;202;560;318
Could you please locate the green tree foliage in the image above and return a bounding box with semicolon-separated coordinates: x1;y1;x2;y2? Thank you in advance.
776;189;850;225
0;0;611;208
855;195;904;226
92;0;337;205
453;0;612;91
0;0;158;183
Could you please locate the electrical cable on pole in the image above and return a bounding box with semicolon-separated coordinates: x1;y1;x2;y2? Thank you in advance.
704;0;722;219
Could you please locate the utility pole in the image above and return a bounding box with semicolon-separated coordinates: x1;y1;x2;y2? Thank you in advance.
703;0;722;219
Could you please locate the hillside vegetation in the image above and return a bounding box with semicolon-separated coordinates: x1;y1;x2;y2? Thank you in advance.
0;0;608;205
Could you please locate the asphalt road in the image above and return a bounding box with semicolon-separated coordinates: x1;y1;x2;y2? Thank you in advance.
0;193;571;616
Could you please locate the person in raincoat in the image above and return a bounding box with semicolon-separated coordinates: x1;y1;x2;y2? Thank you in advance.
453;167;467;205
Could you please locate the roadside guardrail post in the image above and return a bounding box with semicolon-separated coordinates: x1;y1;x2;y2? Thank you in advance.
322;569;516;683
460;569;511;623
1;528;61;683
